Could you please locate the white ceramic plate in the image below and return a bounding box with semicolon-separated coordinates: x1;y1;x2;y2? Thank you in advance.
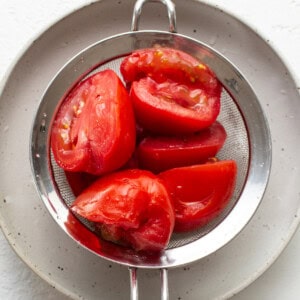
1;1;300;299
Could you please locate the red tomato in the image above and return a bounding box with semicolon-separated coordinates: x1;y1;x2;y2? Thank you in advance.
120;47;220;94
159;160;237;232
137;121;227;173
121;47;222;134
64;212;101;251
130;77;220;134
64;171;98;197
51;69;136;175
71;169;175;252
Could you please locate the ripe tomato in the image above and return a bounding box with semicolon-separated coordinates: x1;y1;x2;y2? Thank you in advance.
121;47;222;134
121;47;220;93
64;212;101;251
130;77;221;134
51;69;136;175
159;160;237;232
64;171;98;197
137;121;227;173
71;169;175;252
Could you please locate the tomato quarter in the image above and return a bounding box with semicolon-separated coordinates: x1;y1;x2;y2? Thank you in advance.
159;160;237;232
121;47;222;134
137;121;227;173
130;78;221;134
71;169;175;252
121;47;220;93
51;69;136;175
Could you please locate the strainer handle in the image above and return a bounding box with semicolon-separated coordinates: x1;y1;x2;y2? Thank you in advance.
131;0;177;33
129;267;169;300
129;268;139;300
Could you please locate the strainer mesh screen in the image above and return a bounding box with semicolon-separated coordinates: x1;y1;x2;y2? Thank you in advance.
50;56;249;249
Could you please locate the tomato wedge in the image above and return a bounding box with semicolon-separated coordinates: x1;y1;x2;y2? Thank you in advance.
51;69;136;175
71;169;175;252
64;171;98;197
64;212;101;251
130;77;220;134
159;160;237;232
121;47;222;134
137;121;227;173
120;47;220;93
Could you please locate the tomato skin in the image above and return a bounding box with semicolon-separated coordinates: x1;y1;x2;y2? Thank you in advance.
137;121;227;173
159;160;237;232
130;77;221;134
51;69;136;175
71;169;175;252
121;47;220;94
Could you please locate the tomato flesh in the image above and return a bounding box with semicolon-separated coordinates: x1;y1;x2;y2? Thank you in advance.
121;47;220;94
137;121;227;173
71;169;175;252
121;47;222;134
130;75;220;135
159;160;237;232
51;69;136;175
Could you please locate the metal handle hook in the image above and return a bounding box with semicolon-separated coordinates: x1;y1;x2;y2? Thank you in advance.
131;0;177;33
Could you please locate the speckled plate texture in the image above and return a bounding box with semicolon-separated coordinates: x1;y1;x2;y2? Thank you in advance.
1;1;300;299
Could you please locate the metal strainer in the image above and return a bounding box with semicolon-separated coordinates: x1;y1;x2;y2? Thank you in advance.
30;0;271;299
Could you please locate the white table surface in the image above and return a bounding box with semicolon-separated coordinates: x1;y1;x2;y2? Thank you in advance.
1;0;300;299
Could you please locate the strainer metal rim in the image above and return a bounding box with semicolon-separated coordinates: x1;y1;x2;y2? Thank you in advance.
30;29;271;269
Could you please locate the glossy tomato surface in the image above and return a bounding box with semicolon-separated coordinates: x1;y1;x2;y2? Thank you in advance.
121;48;222;134
121;47;220;93
159;160;237;232
71;169;175;252
51;69;136;175
130;78;221;134
137;121;227;173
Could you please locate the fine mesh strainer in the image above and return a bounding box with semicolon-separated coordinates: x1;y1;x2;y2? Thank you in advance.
30;0;271;299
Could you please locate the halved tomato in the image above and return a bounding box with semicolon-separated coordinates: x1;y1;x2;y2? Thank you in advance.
51;69;136;175
159;160;237;232
137;121;227;173
71;169;175;252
